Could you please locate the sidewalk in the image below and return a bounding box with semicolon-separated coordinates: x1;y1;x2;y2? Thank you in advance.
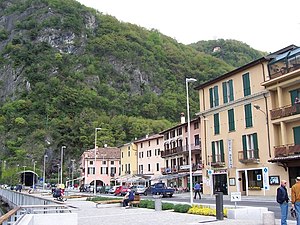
62;195;296;225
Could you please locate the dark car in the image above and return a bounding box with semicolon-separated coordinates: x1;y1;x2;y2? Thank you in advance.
79;184;90;192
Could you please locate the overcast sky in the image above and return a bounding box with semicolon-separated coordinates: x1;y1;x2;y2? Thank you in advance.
76;0;300;53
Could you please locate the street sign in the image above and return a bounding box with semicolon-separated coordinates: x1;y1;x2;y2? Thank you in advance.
230;192;241;202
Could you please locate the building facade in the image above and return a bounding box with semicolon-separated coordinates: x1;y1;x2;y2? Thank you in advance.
196;51;288;196
80;147;121;186
120;142;138;176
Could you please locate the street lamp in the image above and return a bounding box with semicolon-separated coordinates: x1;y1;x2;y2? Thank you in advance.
71;159;75;188
23;166;26;186
61;146;66;184
186;77;197;205
94;128;101;195
57;164;60;184
43;154;48;190
32;161;37;189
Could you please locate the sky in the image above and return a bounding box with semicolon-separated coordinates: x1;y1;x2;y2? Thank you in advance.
76;0;300;53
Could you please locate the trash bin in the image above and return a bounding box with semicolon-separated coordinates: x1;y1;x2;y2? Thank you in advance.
215;192;224;220
153;195;162;211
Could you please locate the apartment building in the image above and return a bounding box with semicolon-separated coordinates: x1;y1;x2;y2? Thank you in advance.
80;147;121;186
134;134;164;180
263;45;300;187
160;114;202;189
120;142;138;176
195;49;289;196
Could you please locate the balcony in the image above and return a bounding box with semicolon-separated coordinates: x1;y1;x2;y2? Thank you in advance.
238;150;260;164
161;144;201;158
161;164;202;175
270;104;300;120
274;144;300;157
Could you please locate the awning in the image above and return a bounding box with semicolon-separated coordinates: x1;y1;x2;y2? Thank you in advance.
268;154;300;163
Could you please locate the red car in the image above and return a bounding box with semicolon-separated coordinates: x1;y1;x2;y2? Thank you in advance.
114;186;130;196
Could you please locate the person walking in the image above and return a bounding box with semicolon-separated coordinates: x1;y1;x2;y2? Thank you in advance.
194;182;201;199
292;177;300;225
276;180;289;225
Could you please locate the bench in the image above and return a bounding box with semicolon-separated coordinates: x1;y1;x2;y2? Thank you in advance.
128;195;141;208
95;199;123;208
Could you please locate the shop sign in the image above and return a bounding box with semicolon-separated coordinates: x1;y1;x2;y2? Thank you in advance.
263;167;270;190
228;139;233;168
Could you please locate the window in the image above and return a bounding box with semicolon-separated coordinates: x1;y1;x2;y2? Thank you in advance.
244;104;253;128
170;130;176;138
88;167;95;174
140;143;143;148
110;167;116;175
194;134;200;146
127;146;130;150
293;126;300;145
177;128;182;135
128;151;130;157
211;140;224;163
242;73;251;96
222;80;234;103
101;167;108;174
147;150;152;157
214;113;220;135
194;121;199;129
89;161;93;165
209;86;219;108
290;89;300;105
155;148;161;156
157;138;160;145
228;109;235;131
248;169;263;188
148;141;151;146
242;133;258;159
148;164;151;172
121;152;123;158
164;133;169;140
111;161;114;165
102;160;106;165
139;165;143;174
156;163;160;171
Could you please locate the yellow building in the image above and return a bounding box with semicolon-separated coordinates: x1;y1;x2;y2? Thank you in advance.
120;142;138;176
195;47;298;196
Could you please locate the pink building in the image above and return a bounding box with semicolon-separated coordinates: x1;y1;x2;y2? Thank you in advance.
80;147;121;186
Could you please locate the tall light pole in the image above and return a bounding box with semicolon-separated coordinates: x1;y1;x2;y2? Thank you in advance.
57;164;60;184
61;146;66;184
43;154;48;190
71;159;75;188
186;77;197;205
94;128;101;195
32;161;37;189
23;166;26;186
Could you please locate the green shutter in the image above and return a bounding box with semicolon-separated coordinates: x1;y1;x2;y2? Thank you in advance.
214;113;219;135
290;90;298;105
222;82;228;103
212;141;216;163
214;86;219;106
220;140;224;162
228;109;235;131
242;135;247;159
209;88;213;108
293;126;300;145
229;80;234;101
244;104;253;128
242;73;251;96
253;133;259;158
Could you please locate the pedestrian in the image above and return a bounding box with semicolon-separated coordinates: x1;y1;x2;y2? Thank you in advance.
292;177;300;225
123;189;134;208
194;182;201;199
276;180;289;225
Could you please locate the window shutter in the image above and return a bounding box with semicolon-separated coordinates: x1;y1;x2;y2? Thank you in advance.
253;133;259;158
290;90;298;105
214;113;220;135
229;79;234;101
228;109;235;131
212;141;216;163
244;104;253;127
209;88;213;108
293;126;300;145
214;86;219;106
220;140;224;162
242;135;247;159
242;73;251;96
222;82;228;103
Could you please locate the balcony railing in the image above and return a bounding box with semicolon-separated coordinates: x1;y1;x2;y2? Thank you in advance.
238;150;260;164
270;104;300;120
274;144;300;157
160;164;202;175
161;144;201;158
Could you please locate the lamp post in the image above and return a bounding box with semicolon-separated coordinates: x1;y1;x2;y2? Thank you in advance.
94;128;101;195
23;166;26;186
32;161;37;189
60;146;66;184
186;77;197;205
43;154;48;190
71;159;75;188
57;164;60;184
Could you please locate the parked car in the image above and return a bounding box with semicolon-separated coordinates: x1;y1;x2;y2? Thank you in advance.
115;186;130;196
79;184;90;192
104;185;111;194
150;182;175;197
108;185;118;194
130;185;148;195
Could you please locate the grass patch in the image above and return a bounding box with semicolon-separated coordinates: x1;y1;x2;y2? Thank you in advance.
86;196;122;202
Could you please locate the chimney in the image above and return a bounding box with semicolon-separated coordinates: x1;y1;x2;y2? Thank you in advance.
180;112;185;124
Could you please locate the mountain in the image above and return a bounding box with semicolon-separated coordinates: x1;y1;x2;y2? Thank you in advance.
189;39;267;68
0;0;266;180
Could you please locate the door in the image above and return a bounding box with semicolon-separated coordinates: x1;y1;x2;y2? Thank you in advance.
238;171;246;195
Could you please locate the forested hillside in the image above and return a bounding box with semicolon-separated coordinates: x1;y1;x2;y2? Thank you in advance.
0;0;266;181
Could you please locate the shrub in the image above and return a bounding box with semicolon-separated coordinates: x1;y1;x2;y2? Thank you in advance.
86;196;121;201
162;202;174;210
173;204;191;213
139;200;152;208
188;205;228;217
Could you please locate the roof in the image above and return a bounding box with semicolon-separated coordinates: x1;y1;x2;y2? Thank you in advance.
159;117;199;134
134;134;163;143
82;147;120;160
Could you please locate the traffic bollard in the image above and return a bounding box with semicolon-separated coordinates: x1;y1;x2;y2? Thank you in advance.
215;192;224;220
